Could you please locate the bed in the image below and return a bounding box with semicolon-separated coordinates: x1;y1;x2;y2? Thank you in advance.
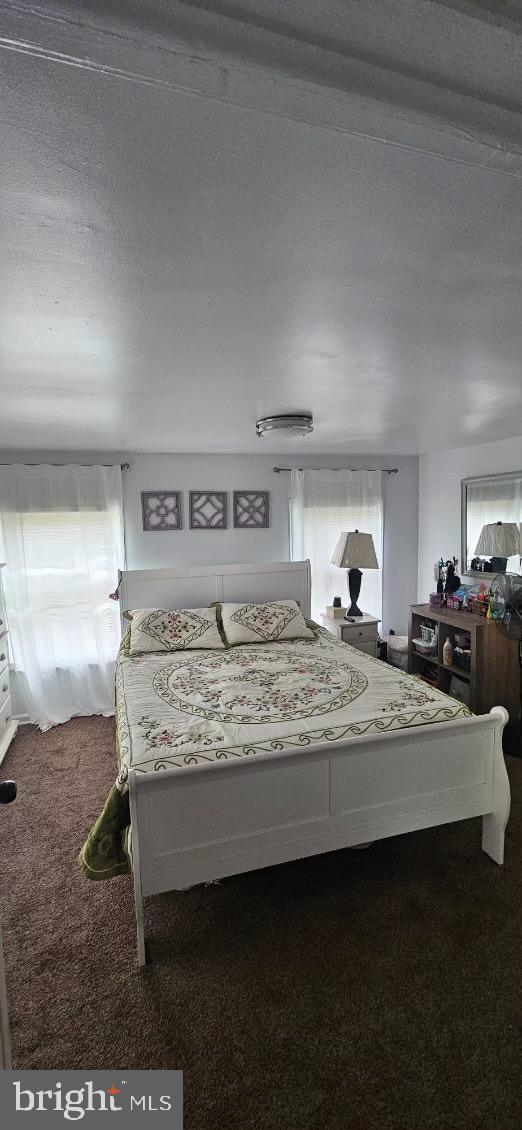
79;560;510;966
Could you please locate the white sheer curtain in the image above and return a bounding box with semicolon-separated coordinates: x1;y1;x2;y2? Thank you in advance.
290;469;383;622
465;475;522;573
0;464;125;730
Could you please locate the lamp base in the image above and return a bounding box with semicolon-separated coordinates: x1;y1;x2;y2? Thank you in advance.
346;568;363;617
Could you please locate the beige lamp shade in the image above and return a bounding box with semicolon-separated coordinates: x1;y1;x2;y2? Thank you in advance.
331;530;378;569
474;521;520;558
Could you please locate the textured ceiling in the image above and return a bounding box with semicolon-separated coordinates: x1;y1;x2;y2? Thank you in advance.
0;0;521;454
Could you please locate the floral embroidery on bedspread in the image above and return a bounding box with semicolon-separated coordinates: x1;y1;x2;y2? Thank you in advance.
118;630;472;773
79;625;473;878
151;648;368;724
381;680;441;713
123;703;473;773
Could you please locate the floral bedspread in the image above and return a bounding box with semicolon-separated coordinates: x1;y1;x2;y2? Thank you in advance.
79;623;471;879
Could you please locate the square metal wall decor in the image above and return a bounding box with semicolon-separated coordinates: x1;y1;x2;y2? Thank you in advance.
141;491;182;531
233;491;270;528
189;491;227;529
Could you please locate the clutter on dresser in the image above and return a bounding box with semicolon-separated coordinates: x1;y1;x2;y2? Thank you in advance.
433;557;462;604
446;592;464;610
429;581;473;612
445;561;461;594
468;582;489;616
434;556;461;595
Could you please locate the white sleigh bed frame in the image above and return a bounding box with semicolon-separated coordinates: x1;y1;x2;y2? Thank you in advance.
119;561;510;966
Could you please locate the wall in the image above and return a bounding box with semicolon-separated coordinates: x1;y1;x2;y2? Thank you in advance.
0;450;419;634
418;435;522;602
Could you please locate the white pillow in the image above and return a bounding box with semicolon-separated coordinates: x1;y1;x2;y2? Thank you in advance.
126;606;224;655
220;599;313;646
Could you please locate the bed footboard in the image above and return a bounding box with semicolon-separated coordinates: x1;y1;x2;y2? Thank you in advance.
128;707;509;965
481;711;511;864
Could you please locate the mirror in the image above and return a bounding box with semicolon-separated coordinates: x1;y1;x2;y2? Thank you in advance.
461;471;522;578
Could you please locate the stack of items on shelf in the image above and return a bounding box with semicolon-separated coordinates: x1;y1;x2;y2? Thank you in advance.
431;557;475;610
412;621;439;688
412;622;437;656
453;631;471;671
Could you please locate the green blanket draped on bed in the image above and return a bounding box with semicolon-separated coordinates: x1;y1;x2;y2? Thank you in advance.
78;780;131;879
79;630;132;879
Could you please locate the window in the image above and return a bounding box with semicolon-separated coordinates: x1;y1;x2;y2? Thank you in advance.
290;469;383;622
0;465;124;729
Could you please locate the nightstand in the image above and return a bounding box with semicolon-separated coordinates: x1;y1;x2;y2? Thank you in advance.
320;613;380;657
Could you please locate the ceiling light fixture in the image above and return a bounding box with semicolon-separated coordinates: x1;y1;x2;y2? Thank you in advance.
256;414;313;439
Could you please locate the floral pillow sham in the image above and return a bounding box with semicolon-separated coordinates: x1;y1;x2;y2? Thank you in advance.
220;599;314;646
126;606;225;655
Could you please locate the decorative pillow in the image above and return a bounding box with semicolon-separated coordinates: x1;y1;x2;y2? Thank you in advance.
119;624;131;657
127;606;225;655
220;600;314;646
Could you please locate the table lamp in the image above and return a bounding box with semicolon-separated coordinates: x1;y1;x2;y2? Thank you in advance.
331;530;378;617
474;521;520;572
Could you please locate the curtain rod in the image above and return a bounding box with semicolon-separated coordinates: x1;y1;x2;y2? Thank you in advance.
0;462;131;470
273;465;398;474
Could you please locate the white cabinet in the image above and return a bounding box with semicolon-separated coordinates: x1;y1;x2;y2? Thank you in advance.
320;613;380;657
0;565;17;767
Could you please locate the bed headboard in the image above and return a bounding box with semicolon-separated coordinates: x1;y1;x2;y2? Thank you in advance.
118;560;311;624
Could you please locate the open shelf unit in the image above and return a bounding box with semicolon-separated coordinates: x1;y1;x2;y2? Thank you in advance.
408;604;518;728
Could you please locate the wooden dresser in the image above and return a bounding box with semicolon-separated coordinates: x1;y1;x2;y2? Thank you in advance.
409;603;519;743
0;565;17;767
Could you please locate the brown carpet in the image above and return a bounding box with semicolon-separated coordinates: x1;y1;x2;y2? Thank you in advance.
0;716;521;1129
